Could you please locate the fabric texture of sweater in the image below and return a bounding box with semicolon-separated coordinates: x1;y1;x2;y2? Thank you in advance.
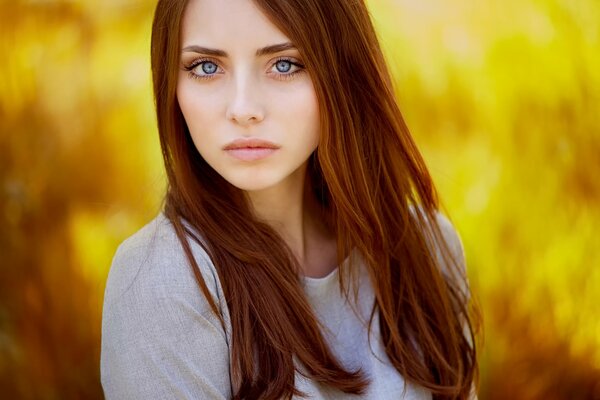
100;211;472;399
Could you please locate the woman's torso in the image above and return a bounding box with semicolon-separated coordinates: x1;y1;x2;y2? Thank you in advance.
100;212;432;399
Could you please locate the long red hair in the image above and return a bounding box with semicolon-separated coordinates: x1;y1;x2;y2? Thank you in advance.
151;0;480;399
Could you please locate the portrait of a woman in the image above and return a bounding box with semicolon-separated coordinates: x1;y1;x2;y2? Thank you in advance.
100;0;480;399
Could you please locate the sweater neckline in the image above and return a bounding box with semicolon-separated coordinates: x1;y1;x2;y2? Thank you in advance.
300;248;357;288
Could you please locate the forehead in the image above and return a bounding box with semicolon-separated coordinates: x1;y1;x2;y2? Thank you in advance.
180;0;291;49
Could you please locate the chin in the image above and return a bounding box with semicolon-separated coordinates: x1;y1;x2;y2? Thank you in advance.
216;164;304;193
230;182;275;192
224;174;284;193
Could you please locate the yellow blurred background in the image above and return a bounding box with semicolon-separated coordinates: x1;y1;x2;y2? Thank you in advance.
0;0;598;398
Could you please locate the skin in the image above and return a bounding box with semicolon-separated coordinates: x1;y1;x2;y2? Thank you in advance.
177;0;337;277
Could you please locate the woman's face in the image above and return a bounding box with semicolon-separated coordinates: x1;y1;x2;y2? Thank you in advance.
177;0;320;192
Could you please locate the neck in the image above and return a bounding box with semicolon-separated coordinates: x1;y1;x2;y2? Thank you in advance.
245;165;336;277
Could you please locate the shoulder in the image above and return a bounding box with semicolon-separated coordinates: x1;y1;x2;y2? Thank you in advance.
103;212;221;308
101;212;229;343
410;205;469;296
101;212;233;399
409;204;465;261
431;211;466;270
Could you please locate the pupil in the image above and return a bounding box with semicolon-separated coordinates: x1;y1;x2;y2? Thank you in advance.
202;62;217;74
277;61;291;73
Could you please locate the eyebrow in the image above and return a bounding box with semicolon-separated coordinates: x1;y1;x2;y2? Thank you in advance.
181;42;297;57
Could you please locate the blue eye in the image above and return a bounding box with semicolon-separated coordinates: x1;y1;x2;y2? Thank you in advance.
184;59;221;80
201;62;218;74
183;57;305;81
275;60;292;73
270;58;305;80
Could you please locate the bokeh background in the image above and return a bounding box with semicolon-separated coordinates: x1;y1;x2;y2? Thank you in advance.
1;0;598;398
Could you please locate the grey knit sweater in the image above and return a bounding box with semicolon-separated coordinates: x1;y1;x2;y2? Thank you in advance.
100;211;473;399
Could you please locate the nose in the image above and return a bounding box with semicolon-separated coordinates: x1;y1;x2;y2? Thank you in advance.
225;72;265;126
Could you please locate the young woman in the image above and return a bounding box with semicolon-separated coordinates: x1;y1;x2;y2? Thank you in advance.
100;0;480;399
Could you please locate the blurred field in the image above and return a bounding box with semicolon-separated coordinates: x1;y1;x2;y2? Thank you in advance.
1;0;599;399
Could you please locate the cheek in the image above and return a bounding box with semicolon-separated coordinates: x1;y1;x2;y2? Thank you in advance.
176;80;221;135
275;83;320;143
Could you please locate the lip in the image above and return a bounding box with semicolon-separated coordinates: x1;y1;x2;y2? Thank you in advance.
223;138;280;161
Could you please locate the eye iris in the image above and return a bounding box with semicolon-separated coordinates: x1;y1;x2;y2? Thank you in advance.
276;60;291;73
202;62;218;74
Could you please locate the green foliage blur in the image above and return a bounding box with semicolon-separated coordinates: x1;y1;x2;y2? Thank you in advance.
1;0;598;399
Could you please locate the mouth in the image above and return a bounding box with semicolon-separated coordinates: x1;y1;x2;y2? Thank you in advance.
223;138;280;161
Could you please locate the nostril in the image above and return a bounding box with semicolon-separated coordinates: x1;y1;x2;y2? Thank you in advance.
226;103;265;125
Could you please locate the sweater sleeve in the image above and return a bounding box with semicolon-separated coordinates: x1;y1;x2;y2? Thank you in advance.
434;212;479;400
433;212;470;300
100;218;232;400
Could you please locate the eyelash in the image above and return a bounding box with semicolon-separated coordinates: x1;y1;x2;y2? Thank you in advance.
183;57;305;82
